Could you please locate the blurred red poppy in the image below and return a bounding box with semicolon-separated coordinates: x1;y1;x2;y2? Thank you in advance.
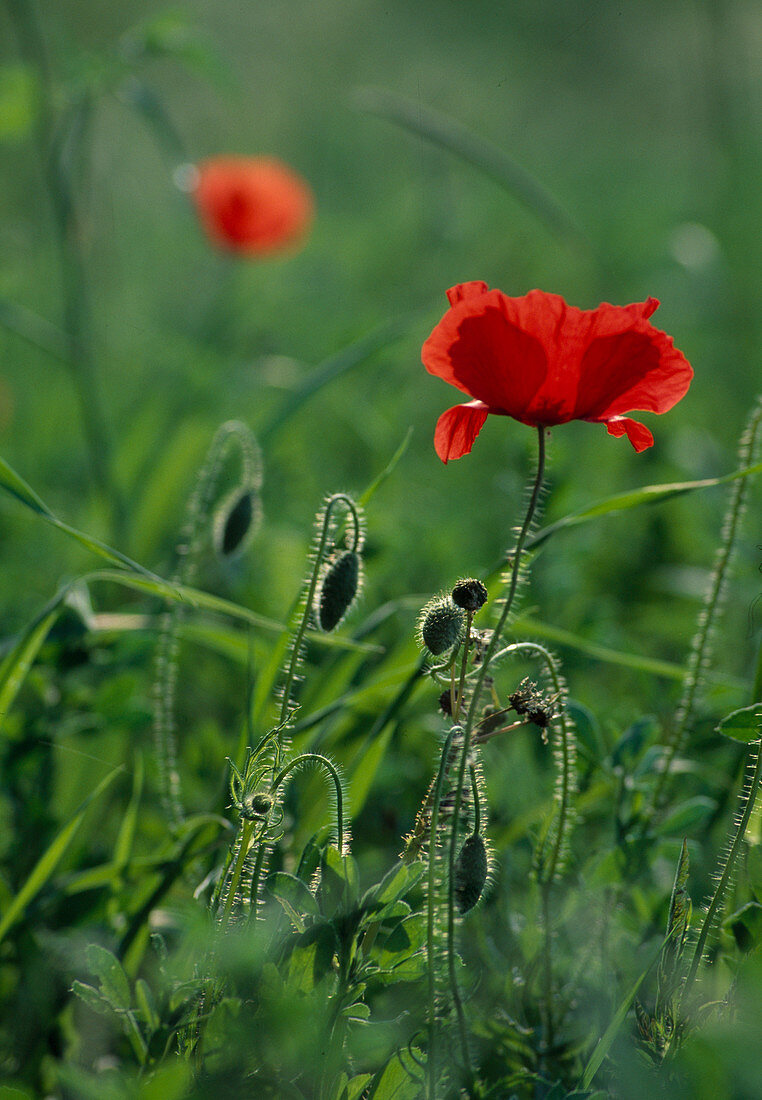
422;282;693;462
192;156;313;256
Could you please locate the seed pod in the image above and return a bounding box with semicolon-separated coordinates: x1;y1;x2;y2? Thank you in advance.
418;597;465;655
451;577;488;612
213;488;260;558
454;833;488;914
317;550;360;631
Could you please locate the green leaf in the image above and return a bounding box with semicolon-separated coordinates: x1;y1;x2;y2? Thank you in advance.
362;859;425;912
580;941;663;1089
724;901;762;952
0;598;63;736
85;944;131;1011
718;704;762;744
267;871;320;931
0;767;123;945
654;797;717;837
376;914;426;980
134;978;160;1031
71;980;114;1018
527;462;762;554
341;1075;373;1100
366;1047;424;1099
286;924;338;994
318;846;360;916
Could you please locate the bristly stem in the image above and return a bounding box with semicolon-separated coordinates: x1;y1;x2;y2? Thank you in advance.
277;494;362;741
272;753;346;854
426;727;456;1100
444;426;547;1084
682;732;762;999
651;396;762;818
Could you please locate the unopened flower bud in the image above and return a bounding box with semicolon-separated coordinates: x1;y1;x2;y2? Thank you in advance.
417;596;465;655
451;578;488;612
454;834;488;914
317;550;361;631
213;488;260;558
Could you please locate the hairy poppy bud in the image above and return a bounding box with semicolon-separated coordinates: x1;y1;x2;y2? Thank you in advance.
213;488;260;558
451;578;488;612
317;550;361;631
454;834;488;914
242;791;273;819
417;596;465;655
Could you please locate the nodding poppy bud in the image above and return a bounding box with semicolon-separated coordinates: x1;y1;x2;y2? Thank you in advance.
242;791;273;819
213;488;260;558
454;834;488;914
451;578;488;612
317;550;361;631
417;596;465;655
439;690;454;716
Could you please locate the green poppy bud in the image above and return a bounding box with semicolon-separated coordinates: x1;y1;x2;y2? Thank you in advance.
454;833;488;914
317;550;361;631
213;488;260;558
418;596;465;655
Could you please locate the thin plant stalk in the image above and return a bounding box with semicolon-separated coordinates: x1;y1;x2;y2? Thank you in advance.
444;426;547;1080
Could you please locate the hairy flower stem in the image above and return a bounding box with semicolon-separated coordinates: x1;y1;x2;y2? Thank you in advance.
218;819;256;931
650;396;762;820
683;734;762;999
444;426;547;1083
278;495;361;750
272;753;346;853
427;727;456;1100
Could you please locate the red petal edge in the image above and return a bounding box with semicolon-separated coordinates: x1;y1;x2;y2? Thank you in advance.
604;417;654;452
445;281;490;307
434;401;490;463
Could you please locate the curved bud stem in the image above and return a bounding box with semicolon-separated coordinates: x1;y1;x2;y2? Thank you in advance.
272;752;347;854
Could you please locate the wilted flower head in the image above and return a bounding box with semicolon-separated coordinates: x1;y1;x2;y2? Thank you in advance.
191;155;313;256
422;282;693;461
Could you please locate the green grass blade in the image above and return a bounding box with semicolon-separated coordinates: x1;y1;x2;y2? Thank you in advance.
0;596;64;734
0;454;168;582
356;86;585;246
359;427;413;507
527;462;762;553
0;766;123;945
580;941;662;1089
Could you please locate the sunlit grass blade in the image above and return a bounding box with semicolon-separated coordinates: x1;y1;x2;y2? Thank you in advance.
359;427;413;507
526;461;762;553
355;85;585;246
0;766;123;946
0;454;166;581
0;595;64;734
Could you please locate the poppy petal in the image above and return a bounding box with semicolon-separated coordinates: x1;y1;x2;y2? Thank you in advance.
423;291;548;414
434;401;490;463
446;281;489;306
602;416;654;452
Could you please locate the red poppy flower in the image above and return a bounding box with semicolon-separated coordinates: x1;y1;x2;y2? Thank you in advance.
422;282;693;462
192;156;313;256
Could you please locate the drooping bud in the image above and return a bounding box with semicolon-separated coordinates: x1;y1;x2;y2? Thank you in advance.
451;577;488;612
213;487;260;559
317;550;361;631
417;596;465;656
454;833;489;914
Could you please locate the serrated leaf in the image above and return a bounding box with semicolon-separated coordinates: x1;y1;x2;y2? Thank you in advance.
86;944;131;1011
718;704;762;744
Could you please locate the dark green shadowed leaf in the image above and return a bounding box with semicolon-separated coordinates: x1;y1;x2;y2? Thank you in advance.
718;704;762;744
85;944;131;1011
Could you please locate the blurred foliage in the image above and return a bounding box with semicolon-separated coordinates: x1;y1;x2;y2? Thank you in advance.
2;0;762;1097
